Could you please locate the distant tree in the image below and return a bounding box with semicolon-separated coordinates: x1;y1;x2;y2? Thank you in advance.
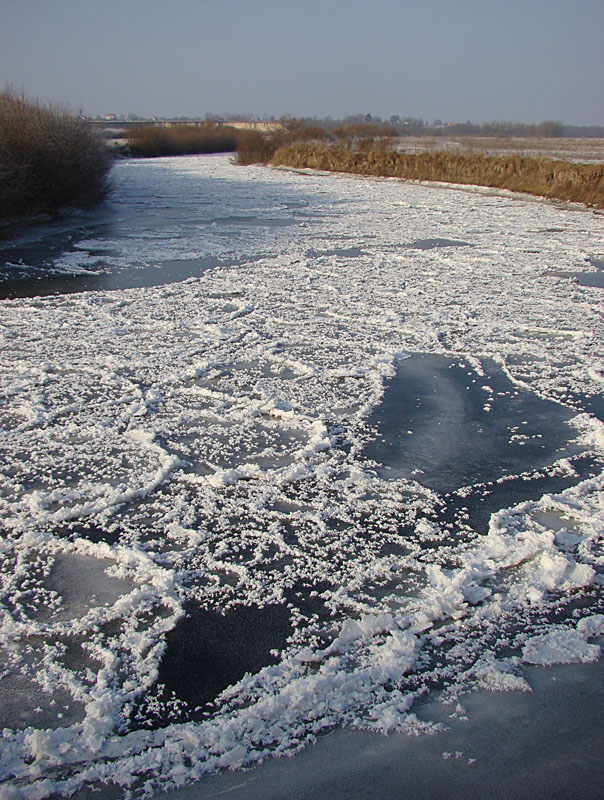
536;120;564;138
563;124;604;137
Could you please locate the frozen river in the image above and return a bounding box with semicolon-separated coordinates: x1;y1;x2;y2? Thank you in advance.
1;154;604;797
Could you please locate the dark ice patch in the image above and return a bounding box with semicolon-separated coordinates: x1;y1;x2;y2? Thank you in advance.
365;354;579;494
306;246;365;259
440;454;600;535
0;255;251;299
208;215;294;228
576;272;604;289
542;261;604;290
407;238;472;250
157;603;293;712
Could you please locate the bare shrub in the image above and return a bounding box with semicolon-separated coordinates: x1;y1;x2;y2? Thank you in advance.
0;89;112;219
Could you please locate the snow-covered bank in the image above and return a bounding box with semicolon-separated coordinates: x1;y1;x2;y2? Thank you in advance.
1;154;604;798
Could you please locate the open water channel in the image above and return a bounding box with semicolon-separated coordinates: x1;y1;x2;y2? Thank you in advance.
1;154;604;797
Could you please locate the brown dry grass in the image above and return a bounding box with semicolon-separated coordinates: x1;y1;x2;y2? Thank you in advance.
235;129;292;165
235;120;334;165
126;124;242;157
269;143;604;209
235;121;398;166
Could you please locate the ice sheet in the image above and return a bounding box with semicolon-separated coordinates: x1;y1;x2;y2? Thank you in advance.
1;154;604;798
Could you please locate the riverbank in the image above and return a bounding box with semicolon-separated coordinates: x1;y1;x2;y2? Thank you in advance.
266;143;604;209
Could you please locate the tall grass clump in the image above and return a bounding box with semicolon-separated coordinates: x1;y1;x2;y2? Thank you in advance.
235;120;333;166
268;143;604;209
127;124;240;157
235;119;398;166
0;90;112;219
235;129;292;165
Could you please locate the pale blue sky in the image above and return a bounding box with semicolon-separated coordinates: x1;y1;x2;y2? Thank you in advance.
2;0;603;124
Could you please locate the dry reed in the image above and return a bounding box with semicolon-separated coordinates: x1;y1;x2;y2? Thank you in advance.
126;124;243;157
269;143;604;209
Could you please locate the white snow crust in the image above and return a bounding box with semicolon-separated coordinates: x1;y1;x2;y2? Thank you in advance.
1;154;604;798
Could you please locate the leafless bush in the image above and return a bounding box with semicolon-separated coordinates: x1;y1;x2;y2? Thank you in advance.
0;89;112;218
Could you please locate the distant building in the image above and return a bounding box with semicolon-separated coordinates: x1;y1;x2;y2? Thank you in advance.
225;121;285;133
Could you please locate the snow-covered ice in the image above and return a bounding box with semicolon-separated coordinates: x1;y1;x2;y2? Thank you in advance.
1;154;604;798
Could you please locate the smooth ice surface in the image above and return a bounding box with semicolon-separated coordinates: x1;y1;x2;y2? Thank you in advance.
1;154;604;799
365;354;580;492
160;655;604;800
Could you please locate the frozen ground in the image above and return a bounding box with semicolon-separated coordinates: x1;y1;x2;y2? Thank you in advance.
1;154;604;798
393;136;604;163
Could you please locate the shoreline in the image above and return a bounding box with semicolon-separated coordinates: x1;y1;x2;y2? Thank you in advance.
266;144;604;210
271;163;604;215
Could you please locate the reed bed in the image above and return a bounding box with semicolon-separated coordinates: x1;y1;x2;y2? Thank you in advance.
268;143;604;209
0;90;112;219
235;121;395;165
126;124;246;157
234;130;292;165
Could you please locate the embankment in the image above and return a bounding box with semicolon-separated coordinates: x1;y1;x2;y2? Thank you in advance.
266;143;604;209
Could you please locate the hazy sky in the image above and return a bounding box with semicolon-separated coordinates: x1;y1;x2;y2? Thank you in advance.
2;0;603;124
